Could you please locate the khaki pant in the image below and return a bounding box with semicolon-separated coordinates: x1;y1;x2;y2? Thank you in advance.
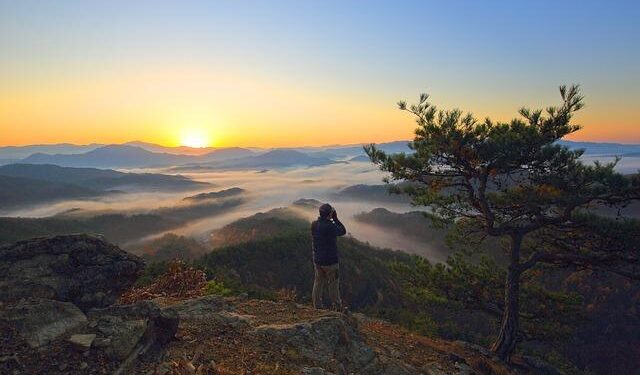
312;263;342;310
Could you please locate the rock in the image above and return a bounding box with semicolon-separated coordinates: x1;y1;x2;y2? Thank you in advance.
95;316;147;360
163;294;228;319
87;301;178;361
254;315;417;374
93;337;112;348
68;333;96;351
0;234;144;311
0;298;87;348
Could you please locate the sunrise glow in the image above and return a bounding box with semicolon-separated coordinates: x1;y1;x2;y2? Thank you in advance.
0;2;638;147
179;128;212;148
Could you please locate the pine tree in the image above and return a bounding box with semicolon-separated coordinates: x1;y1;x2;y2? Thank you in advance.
365;85;640;360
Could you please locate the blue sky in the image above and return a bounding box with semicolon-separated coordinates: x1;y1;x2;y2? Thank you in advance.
1;0;638;146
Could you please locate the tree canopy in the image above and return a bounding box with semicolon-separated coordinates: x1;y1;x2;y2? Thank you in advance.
366;85;640;360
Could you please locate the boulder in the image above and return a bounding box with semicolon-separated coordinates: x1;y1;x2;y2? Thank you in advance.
163;294;228;319
0;234;144;311
164;294;253;328
254;315;417;374
86;300;179;361
68;333;96;351
0;298;87;348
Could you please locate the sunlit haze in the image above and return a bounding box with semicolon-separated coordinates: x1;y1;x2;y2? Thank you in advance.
1;0;639;147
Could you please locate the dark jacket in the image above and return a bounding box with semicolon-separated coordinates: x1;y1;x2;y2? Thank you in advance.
311;216;347;266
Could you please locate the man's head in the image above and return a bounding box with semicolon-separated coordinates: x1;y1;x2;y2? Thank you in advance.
319;203;333;218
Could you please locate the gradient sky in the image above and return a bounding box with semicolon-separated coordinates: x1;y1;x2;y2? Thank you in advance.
1;0;638;148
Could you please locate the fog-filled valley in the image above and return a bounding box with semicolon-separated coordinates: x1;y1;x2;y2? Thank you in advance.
1;139;639;375
1;139;639;263
0;141;452;263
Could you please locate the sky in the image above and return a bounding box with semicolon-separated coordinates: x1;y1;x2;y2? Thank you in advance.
0;0;638;148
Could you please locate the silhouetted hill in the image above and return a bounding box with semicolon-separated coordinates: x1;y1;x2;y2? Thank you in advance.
199;230;411;310
299;141;412;159
208;207;307;247
355;208;448;248
0;143;103;160
21;145;193;168
0;175;106;208
214;149;337;169
558;140;640;155
200;147;255;161
132;233;209;261
0;194;246;245
182;187;246;202
348;154;371;162
0;164;208;192
334;184;411;203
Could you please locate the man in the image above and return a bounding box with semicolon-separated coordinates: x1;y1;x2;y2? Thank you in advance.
311;203;346;311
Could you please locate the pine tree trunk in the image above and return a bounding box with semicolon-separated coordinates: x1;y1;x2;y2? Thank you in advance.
491;234;522;361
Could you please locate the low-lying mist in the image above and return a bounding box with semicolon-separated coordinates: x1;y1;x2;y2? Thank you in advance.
2;161;449;262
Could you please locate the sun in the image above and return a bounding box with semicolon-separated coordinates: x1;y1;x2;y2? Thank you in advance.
179;128;211;148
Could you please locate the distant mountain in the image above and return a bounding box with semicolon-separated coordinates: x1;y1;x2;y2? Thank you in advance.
0;163;122;183
0;175;106;209
354;207;449;251
176;149;337;171
20;145;195;168
18;144;256;169
0;143;103;160
333;184;411;203
9;140;640;170
348;155;371;162
0;158;20;166
296;141;412;159
208;207;307;247
200;147;255;162
182;187;246;202
125;141;215;155
559;140;640;155
0;194;246;245
0;164;208;192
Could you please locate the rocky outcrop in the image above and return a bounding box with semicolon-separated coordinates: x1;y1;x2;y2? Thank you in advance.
253;314;418;375
0;234;144;310
86;300;179;361
0;235;177;375
0;298;87;348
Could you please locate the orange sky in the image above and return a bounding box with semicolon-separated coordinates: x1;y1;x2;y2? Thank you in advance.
1;2;638;148
1;67;637;148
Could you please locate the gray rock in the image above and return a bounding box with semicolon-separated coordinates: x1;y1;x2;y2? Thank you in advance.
95;316;147;360
0;298;87;348
87;300;179;362
254;315;418;374
68;333;96;351
163;294;228;319
0;234;144;311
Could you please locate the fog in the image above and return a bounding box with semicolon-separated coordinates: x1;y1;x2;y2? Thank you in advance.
2;161;447;261
5;154;637;263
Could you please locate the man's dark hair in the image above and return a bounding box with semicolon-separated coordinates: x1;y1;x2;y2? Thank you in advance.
319;203;333;218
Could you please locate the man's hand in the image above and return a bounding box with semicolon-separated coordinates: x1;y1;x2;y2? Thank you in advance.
331;209;338;220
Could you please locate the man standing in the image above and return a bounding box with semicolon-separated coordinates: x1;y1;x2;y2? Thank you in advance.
311;203;346;311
